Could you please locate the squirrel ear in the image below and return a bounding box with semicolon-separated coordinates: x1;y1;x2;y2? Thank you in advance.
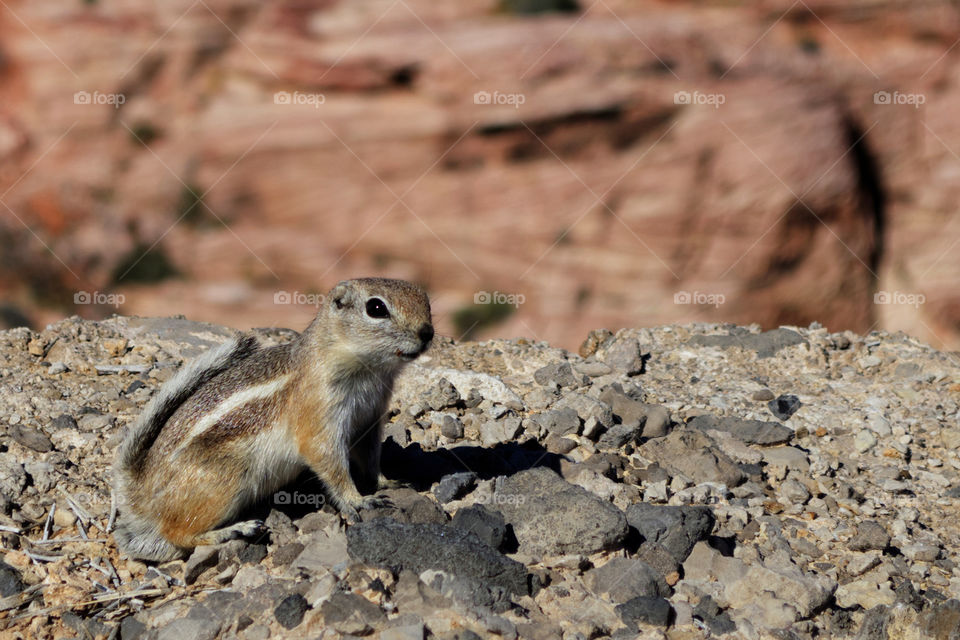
329;284;349;310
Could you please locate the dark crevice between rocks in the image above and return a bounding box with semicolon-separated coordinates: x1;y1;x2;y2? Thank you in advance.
706;535;737;558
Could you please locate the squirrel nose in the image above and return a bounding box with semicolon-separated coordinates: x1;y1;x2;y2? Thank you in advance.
418;323;434;345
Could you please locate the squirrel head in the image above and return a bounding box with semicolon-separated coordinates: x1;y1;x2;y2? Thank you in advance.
305;277;433;372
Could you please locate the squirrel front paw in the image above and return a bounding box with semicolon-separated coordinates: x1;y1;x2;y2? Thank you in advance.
362;494;393;510
337;493;393;524
339;504;361;524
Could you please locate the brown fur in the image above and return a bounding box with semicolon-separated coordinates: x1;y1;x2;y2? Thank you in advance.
113;278;432;561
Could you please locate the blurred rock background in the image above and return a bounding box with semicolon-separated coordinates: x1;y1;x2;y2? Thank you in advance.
0;0;957;351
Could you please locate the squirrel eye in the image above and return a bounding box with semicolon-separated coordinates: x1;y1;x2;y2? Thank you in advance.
365;298;390;318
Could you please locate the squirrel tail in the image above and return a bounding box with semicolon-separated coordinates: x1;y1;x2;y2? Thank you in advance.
114;334;259;478
112;334;259;561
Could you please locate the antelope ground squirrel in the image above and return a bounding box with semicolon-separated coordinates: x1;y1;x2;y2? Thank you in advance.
113;278;433;561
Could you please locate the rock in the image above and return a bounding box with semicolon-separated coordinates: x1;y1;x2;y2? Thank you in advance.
27;338;45;357
752;389;776;401
450;504;508;551
199;591;248;626
598;386;671;439
855;430;878;453
639;430;745;487
346;519;531;605
524;387;558;410
10;425;53;453
692;595;736;634
155;618;220;640
274;593;309;629
543;432;578;454
598;385;645;423
396;366;522;408
683;541;836;628
780;478;811;504
597;422;643;449
272;542;305;567
625;503;715;564
291;528;349;573
63;612;111;639
643;480;669;503
51;414;78;431
492;467;629;557
836;579;896;609
119;616;147;640
479;416;523;447
533;361;579;388
77;413;115;431
583;558;669;603
433;472;478;503
424;378;461;410
184;546;219;585
380;623;427;640
580;329;614;358
901;543;940;562
531;408;581;437
574;361;613;377
847;551;882;577
23;461;56;493
687;414;793;446
855;605;893;640
688;328;806;359
4;310;960;638
600;336;644;375
636;541;681;578
0;561;24;597
320;591;386;635
768;394;802;420
616;596;672;628
294;511;339;535
762;446;810;474
439;415;464;439
639;404;672;439
365;488;447;525
552;393;614;434
849;521;891;551
867;414;893;437
921;599;960;639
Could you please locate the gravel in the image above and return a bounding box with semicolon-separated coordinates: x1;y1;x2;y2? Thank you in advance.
3;317;960;638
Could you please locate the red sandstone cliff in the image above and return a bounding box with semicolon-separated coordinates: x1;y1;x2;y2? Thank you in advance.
0;0;957;350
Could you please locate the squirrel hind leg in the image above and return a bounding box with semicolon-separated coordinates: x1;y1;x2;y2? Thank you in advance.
190;519;266;547
114;516;186;562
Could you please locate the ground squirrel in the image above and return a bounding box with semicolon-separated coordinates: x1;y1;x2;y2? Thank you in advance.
112;278;433;561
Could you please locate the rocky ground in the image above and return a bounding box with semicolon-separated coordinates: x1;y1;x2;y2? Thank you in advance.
0;315;959;638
